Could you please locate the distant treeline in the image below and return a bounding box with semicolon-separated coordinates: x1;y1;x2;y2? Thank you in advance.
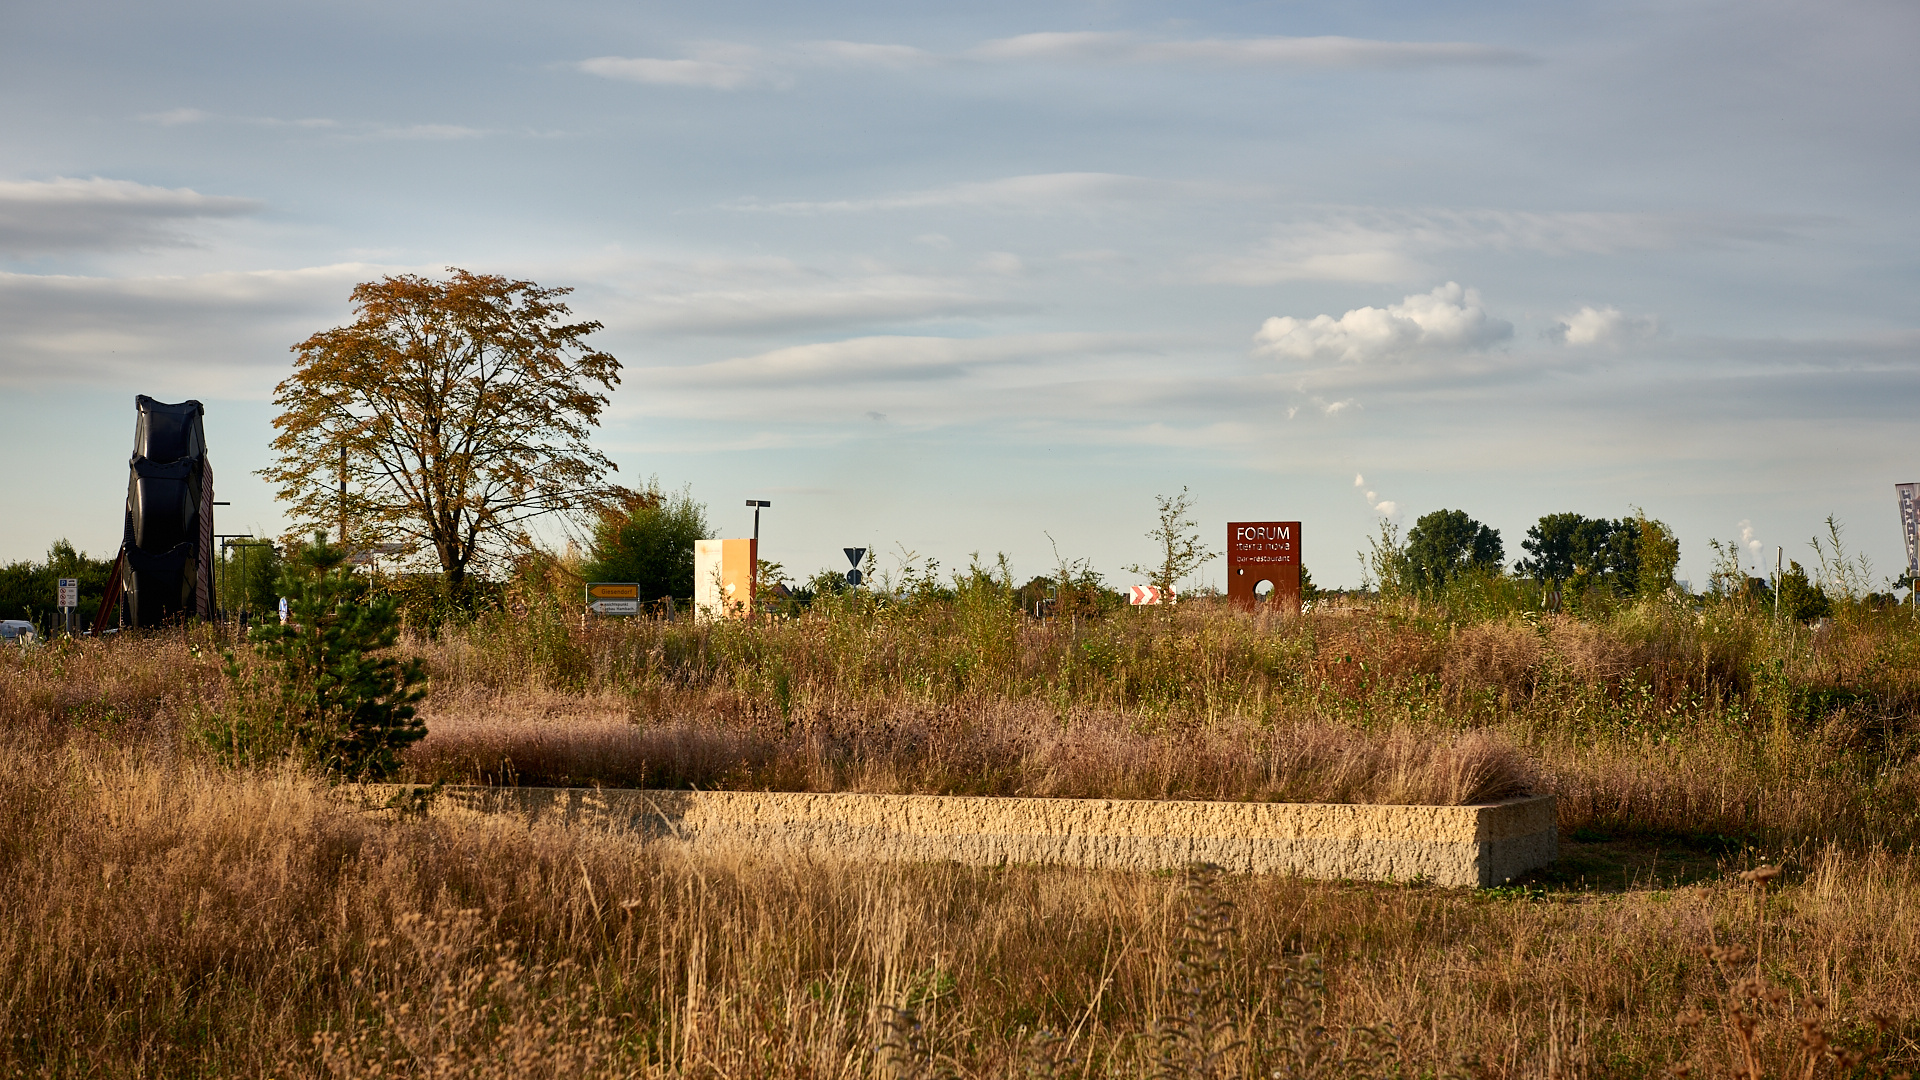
6;497;1894;637
0;542;115;633
0;539;286;636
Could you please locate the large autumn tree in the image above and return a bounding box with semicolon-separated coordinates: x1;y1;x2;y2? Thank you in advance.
264;269;626;588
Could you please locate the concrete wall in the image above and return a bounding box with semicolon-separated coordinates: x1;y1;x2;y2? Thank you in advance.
394;787;1557;888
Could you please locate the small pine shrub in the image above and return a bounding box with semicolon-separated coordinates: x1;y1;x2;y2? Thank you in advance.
208;536;427;780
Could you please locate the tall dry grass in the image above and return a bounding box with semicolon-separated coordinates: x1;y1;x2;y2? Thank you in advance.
4;592;1919;835
406;705;1534;805
2;738;1916;1077
7;581;1920;1075
386;595;1920;843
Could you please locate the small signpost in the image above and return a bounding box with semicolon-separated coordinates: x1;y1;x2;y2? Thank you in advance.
1128;584;1171;605
585;582;641;616
1898;483;1919;578
57;577;77;636
1898;483;1920;614
843;547;866;587
347;542;407;566
1227;520;1302;613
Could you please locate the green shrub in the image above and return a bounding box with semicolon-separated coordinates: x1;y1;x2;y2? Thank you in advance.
582;481;711;602
1776;560;1833;623
209;536;427;780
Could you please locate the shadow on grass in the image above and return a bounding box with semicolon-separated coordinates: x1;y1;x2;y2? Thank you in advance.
1518;834;1742;894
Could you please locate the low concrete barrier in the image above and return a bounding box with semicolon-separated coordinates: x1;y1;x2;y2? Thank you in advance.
385;786;1557;888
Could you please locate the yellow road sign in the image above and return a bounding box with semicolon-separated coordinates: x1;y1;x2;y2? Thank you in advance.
586;582;640;599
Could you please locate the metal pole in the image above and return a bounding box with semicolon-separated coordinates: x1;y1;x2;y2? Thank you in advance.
339;445;348;545
1775;546;1782;622
211;501;230;620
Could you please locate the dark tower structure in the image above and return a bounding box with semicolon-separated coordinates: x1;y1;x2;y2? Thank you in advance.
115;396;215;627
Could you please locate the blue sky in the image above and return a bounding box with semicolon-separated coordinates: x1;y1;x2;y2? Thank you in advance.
3;0;1916;589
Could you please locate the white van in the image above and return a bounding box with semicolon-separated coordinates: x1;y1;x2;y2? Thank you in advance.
0;620;36;644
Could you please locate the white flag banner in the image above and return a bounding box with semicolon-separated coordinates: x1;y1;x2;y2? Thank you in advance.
1898;482;1920;577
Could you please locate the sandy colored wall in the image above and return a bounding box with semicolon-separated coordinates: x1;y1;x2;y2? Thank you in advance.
380;787;1557;888
693;538;755;621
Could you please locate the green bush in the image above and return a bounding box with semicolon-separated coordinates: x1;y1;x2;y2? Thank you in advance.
1404;509;1503;593
583;481;711;602
0;540;116;635
1776;560;1833;623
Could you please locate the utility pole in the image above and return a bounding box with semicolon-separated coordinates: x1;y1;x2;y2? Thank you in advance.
339;445;348;546
225;540;275;624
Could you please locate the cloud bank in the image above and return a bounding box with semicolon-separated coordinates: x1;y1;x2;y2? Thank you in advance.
0;264;382;392
0;177;261;256
971;31;1529;68
726;172;1206;214
645;332;1146;389
1210;207;1816;285
579;31;1527;91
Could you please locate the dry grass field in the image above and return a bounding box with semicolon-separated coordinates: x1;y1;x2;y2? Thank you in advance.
4;590;1919;1076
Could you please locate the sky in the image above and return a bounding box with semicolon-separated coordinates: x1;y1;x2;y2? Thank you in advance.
2;0;1917;590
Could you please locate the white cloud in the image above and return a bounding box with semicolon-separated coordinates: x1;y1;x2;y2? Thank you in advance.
969;31;1133;61
576;31;1520;94
640;332;1145;389
609;329;1214;435
1252;282;1512;364
1551;305;1662;347
0;177;262;256
369;123;487;141
977;252;1024;276
133;109;493;140
578;39;935;91
140;107;210;126
614;264;1024;335
793;40;937;69
726;171;1202;214
1209;207;1815;286
1354;474;1398;516
972;31;1530;68
1209;220;1428;284
578;45;770;89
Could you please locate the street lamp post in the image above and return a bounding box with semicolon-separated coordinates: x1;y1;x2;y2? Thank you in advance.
214;530;252;621
745;500;771;617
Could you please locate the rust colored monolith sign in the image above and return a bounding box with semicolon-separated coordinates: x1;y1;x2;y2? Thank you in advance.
1227;521;1301;613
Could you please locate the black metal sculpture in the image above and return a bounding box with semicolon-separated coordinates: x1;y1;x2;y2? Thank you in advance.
96;396;215;630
